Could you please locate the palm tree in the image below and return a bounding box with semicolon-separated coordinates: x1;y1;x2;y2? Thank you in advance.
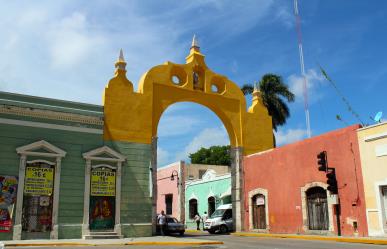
241;74;295;131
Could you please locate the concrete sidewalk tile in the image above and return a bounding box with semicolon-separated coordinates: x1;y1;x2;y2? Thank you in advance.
232;232;387;245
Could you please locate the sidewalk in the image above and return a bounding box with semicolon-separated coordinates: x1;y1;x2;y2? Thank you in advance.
2;236;223;247
232;232;387;245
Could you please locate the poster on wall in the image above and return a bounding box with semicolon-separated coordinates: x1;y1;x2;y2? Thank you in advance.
91;168;116;196
0;176;18;232
24;167;54;196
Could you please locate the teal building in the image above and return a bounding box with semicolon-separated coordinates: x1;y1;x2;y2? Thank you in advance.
0;91;152;240
185;170;231;229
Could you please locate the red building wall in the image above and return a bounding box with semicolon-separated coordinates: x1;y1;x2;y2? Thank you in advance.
243;125;368;236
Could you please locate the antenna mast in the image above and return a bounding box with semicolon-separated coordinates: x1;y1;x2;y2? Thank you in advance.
294;0;311;138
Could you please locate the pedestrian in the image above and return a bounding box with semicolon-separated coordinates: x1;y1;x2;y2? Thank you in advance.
157;210;166;236
194;213;201;230
202;211;208;230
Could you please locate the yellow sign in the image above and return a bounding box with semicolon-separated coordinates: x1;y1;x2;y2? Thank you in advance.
91;168;116;196
24;167;54;196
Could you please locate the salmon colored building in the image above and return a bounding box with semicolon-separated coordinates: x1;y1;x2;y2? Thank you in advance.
243;125;368;236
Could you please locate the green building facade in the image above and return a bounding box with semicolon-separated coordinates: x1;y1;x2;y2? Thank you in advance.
185;170;231;229
0;91;152;240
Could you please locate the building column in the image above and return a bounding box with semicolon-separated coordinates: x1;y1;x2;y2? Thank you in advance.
231;146;244;232
82;160;91;237
50;157;62;239
114;162;122;235
151;136;158;235
13;155;26;240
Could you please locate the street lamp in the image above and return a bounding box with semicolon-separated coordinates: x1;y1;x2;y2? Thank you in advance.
170;170;179;187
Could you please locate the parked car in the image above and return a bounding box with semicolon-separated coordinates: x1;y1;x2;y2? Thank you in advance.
156;216;185;236
203;204;233;234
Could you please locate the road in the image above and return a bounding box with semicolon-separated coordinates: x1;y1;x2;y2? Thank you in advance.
6;232;386;249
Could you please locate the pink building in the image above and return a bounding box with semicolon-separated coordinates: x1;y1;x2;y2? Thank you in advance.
243;125;368;236
157;161;185;222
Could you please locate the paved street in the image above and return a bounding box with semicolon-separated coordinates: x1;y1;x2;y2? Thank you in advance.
6;232;386;249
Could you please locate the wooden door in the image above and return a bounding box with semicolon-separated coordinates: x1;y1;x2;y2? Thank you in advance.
252;194;266;229
306;187;329;230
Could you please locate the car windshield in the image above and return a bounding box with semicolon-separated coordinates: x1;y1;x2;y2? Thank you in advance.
210;209;226;218
166;217;178;223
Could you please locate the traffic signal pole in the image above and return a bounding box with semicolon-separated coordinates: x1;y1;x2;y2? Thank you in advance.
317;151;341;236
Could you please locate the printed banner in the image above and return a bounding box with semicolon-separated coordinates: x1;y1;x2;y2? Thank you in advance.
24;167;54;196
0;175;18;232
91;168;116;196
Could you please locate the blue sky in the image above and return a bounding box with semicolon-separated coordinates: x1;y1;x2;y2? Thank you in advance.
1;1;386;166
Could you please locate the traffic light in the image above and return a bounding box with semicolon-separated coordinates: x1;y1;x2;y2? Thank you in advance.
326;171;338;194
317;151;327;172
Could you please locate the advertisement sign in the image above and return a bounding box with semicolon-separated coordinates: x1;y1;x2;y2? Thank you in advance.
0;175;18;232
24;167;54;196
91;168;116;196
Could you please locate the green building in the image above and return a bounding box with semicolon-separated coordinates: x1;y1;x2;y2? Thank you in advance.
0;90;152;240
185;170;231;229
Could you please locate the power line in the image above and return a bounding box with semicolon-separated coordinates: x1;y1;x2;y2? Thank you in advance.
319;65;365;126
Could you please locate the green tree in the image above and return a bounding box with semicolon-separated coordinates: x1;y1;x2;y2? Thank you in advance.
189;145;231;166
241;74;295;131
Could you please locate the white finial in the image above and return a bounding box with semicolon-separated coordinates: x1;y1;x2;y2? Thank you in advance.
191;34;199;48
118;49;125;62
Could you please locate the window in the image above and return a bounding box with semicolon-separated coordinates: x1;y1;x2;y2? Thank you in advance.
252;194;266;229
223;209;232;220
198;170;207;179
165;194;173;215
208;196;216;216
189;199;198;219
306;187;329;230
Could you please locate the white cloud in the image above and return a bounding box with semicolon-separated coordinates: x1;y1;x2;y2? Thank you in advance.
275;128;308;146
175;126;229;161
288;69;325;104
48;12;106;69
157;147;170;167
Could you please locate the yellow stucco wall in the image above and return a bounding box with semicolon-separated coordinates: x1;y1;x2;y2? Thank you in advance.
357;122;387;236
103;46;273;155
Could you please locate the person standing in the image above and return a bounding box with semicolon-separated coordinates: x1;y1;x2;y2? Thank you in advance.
157;210;166;236
201;211;208;230
194;213;201;230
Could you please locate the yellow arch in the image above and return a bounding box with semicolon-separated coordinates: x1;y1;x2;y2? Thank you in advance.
103;46;273;155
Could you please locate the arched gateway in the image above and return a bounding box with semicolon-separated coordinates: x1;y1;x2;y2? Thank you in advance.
103;37;273;233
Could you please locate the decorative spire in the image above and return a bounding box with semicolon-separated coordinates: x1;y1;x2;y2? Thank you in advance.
191;34;199;49
118;48;125;62
115;48;127;71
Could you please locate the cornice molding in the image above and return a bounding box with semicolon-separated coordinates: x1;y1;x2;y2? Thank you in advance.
0;104;103;125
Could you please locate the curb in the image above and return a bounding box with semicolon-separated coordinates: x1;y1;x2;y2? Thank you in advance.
232;232;387;245
5;241;223;247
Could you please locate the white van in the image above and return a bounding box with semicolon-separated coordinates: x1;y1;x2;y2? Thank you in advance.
203;204;233;234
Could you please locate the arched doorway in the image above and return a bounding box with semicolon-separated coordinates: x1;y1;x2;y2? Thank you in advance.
306;187;329;230
208;197;216;217
189;199;198;219
252;194;266;229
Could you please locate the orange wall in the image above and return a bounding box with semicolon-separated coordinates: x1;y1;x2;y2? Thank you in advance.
243;125;368;236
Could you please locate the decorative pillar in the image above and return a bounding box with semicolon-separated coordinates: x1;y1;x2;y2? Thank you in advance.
51;157;62;239
151;136;158;235
231;146;244;232
13;155;26;240
114;162;122;234
82;160;91;236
